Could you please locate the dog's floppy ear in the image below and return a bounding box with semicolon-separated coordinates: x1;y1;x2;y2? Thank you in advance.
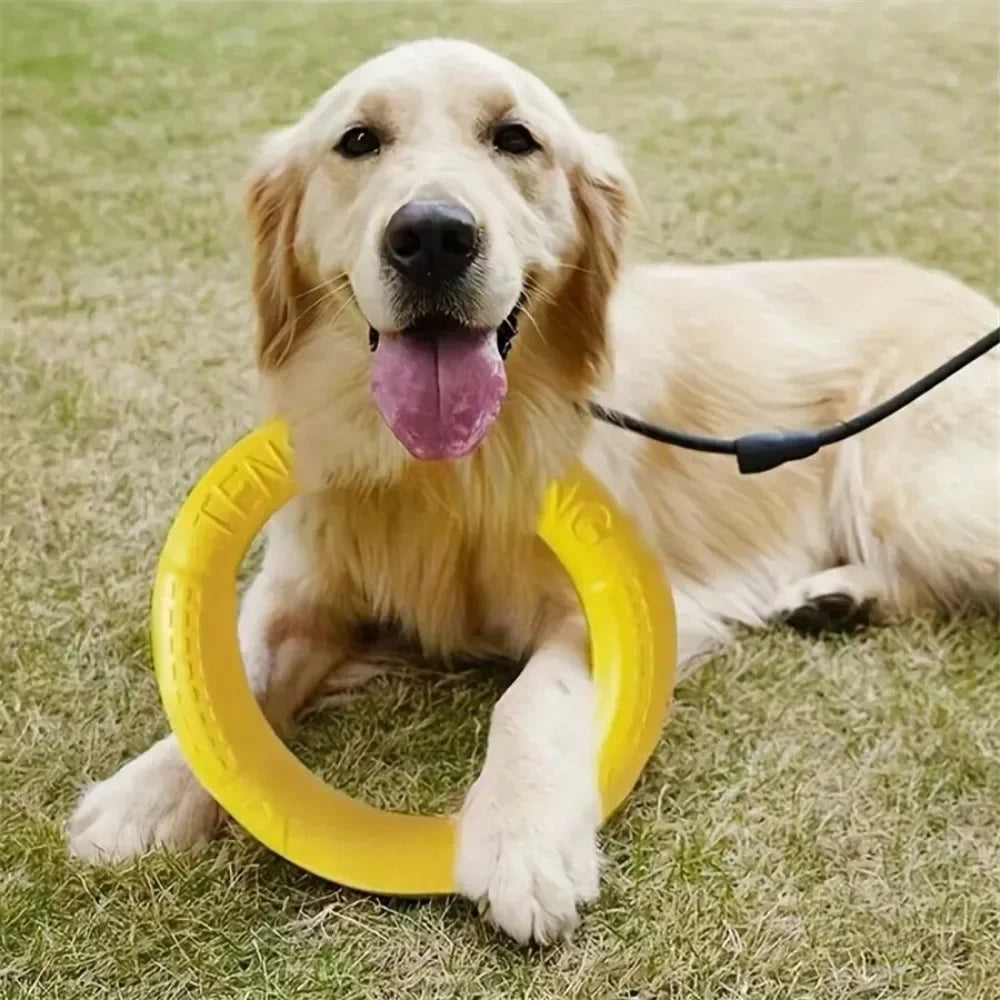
550;132;634;385
245;130;312;370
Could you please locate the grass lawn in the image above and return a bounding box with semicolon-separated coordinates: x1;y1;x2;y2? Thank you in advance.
2;2;998;998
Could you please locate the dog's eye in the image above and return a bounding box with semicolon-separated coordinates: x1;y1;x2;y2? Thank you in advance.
335;127;381;159
492;123;540;156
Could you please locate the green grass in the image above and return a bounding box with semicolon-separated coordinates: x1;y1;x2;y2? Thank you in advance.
2;2;999;997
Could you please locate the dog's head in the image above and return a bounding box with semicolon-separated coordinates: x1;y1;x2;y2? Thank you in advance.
247;39;632;486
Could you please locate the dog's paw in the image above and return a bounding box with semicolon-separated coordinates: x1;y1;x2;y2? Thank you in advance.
771;565;880;635
777;591;873;635
67;737;219;862
455;772;601;945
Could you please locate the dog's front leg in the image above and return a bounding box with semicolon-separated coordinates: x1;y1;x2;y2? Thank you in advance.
67;504;359;862
456;612;601;944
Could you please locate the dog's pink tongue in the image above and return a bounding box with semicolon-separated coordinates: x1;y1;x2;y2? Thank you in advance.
371;329;507;460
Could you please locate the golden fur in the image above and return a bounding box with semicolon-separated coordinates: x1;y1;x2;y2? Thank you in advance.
69;39;1000;946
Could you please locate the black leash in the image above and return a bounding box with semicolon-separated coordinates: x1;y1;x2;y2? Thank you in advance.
589;325;999;474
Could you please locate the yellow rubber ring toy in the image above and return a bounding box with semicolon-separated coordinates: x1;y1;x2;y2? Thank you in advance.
151;419;676;896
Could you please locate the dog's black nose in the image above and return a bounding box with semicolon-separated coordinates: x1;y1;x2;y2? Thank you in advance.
383;200;479;287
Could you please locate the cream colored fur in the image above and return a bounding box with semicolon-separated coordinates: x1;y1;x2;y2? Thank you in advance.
68;39;1000;945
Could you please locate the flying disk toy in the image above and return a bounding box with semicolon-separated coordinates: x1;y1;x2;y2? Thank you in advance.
151;419;676;896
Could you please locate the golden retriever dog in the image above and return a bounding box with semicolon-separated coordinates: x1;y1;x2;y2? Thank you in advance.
68;39;999;944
